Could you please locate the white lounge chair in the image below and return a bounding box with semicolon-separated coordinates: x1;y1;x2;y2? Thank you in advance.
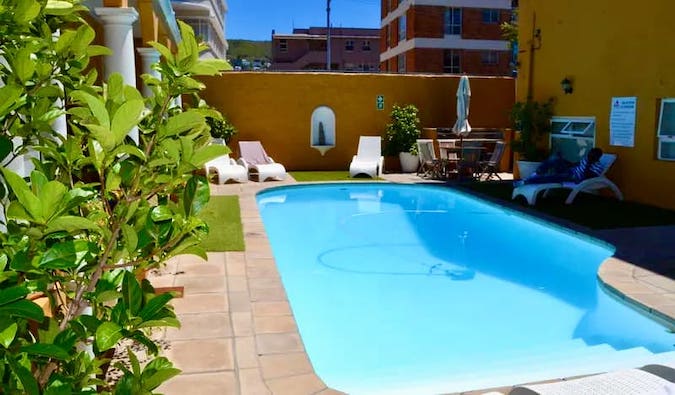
512;153;624;205
237;141;287;182
204;154;248;184
349;136;384;178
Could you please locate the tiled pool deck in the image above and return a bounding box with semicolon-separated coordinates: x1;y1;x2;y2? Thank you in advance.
153;174;675;395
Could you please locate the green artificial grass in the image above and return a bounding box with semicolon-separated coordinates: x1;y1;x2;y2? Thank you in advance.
289;171;382;182
197;195;245;251
456;181;675;230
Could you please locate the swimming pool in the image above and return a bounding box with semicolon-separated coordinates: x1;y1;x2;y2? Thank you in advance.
257;183;675;394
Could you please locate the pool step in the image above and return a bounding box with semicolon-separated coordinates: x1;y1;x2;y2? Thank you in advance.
443;345;670;394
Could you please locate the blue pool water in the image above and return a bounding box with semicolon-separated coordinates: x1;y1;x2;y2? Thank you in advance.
257;184;675;394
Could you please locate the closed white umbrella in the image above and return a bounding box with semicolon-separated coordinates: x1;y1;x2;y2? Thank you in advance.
452;75;471;137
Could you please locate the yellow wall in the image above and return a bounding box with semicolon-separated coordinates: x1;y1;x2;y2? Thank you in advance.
518;0;675;210
200;72;515;171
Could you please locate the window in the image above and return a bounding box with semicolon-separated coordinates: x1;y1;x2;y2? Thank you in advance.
345;40;354;51
397;54;406;73
444;8;462;35
362;40;371;51
482;9;500;24
443;50;460;73
550;117;596;162
481;51;499;65
657;99;675;160
398;15;406;42
279;39;287;53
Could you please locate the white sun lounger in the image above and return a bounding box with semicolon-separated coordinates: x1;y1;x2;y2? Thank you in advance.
349;136;384;178
204;154;248;184
237;141;287;182
512;153;623;205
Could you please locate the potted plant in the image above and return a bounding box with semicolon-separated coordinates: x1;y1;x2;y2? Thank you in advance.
383;104;421;172
510;98;555;178
207;115;238;145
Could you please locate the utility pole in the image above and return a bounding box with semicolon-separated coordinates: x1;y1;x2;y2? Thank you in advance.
326;0;331;71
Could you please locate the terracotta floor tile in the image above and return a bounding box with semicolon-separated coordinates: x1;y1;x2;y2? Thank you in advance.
232;311;254;337
228;276;249;292
158;371;237;395
250;286;287;302
249;277;283;290
254;315;297;334
177;260;225;276
256;333;304;354
229;291;252;312
259;352;313;379
170;293;229;314
227;261;247;276
239;368;272;395
166;312;232;340
253;301;292;317
234;336;259;369
174;275;227;294
165;338;234;373
266;373;326;395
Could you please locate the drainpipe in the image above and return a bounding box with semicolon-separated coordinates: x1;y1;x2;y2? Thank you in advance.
326;0;331;71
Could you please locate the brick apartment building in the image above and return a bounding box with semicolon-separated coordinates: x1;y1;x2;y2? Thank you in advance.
271;27;380;71
380;0;514;75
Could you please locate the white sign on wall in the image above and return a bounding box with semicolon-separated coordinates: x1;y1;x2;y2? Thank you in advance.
609;97;637;147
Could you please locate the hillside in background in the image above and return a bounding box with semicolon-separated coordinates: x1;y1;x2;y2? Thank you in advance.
228;39;271;61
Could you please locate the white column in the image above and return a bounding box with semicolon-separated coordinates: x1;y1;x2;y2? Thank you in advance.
94;7;140;143
136;47;160;97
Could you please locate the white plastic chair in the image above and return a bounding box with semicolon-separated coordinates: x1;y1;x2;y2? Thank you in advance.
349;136;384;178
512;153;624;205
237;141;287;182
204;154;248;184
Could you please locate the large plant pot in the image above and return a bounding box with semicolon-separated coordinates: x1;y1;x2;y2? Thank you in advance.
516;160;541;179
399;152;419;173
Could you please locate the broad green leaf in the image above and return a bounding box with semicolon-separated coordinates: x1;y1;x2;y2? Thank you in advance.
148;41;174;64
38;181;68;221
72;24;95;54
137;316;180;329
45;216;101;234
71;90;110;128
14;49;35;83
123;85;144;101
0;85;22;115
161;111;205;138
45;0;74;15
122;271;142;317
111;145;146;162
20;344;69;360
13;0;41;23
7;357;39;395
5;201;31;222
39;240;90;269
55;29;76;54
86;45;112;57
183;175;210;216
95;322;123;351
121;224;138;254
0;168;43;222
143;365;181;390
0;286;29;306
189;59;232;75
176;21;199;71
84;123;115;151
30;171;48;196
150;206;172;222
137;292;174;321
168;244;207;262
105;168;121;191
0;299;44;322
190;144;230;168
0;321;17;348
107;73;124;103
111;99;145;144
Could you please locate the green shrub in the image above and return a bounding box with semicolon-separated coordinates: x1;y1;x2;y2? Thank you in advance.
383;104;421;156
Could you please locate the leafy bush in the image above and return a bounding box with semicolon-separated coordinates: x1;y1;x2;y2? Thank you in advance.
206;116;237;143
0;1;230;393
510;98;555;161
383;104;421;156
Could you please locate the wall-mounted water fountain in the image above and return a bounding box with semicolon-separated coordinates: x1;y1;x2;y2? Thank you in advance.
310;106;335;156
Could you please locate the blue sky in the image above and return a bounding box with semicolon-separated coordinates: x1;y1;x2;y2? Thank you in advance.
226;0;380;41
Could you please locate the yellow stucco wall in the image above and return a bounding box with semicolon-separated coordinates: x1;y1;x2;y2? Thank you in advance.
200;72;515;171
517;0;675;210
